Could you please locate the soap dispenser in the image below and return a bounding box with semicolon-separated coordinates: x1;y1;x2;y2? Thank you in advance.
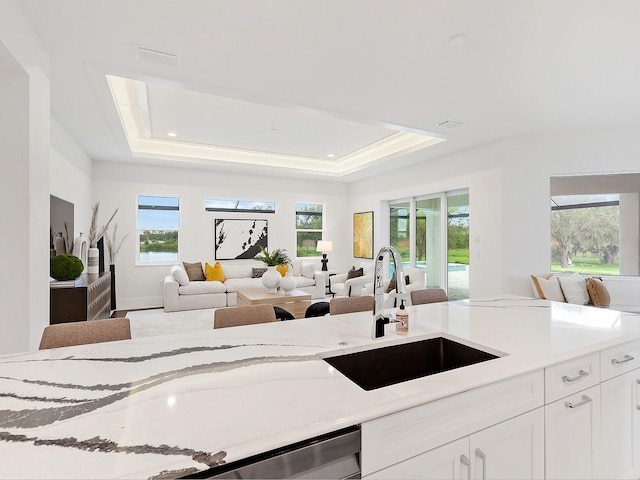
396;299;409;335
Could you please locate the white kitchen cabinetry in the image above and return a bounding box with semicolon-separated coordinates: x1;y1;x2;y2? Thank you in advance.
361;370;544;476
544;385;601;479
366;408;544;480
469;408;544;480
600;340;640;479
544;353;602;480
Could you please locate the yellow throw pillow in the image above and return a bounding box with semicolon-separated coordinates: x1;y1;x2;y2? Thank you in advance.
205;261;226;282
275;264;288;277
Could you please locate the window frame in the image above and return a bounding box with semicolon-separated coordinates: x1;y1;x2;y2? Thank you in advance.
136;195;181;266
205;198;276;214
295;202;325;259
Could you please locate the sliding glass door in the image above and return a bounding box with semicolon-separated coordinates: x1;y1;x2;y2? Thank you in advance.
447;193;469;300
390;201;411;265
416;197;442;288
388;190;469;300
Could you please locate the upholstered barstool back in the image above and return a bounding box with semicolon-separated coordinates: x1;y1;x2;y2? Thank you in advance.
39;317;131;350
329;296;375;315
410;288;448;305
214;304;278;329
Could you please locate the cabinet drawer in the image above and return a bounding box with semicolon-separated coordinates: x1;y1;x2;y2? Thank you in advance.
545;353;600;404
601;339;640;381
361;370;543;476
544;385;602;479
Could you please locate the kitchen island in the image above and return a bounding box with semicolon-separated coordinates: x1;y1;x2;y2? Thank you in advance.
1;297;640;479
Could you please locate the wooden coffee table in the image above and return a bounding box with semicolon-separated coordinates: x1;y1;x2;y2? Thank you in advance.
236;288;311;319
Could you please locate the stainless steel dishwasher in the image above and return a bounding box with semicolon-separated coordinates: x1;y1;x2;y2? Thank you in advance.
186;425;361;479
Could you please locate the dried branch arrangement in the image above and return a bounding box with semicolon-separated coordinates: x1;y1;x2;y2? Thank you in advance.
88;202;118;247
105;224;130;264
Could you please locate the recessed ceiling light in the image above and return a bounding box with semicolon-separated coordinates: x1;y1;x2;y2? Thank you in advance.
167;132;177;137
448;33;468;47
327;154;335;158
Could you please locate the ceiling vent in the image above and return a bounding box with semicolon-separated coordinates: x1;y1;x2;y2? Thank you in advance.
437;120;464;129
134;45;180;67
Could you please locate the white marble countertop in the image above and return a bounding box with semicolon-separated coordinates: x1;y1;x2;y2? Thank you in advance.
2;298;640;479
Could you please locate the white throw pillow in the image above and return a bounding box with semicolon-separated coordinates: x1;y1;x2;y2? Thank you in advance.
530;275;565;302
171;265;190;286
558;273;590;305
301;262;316;279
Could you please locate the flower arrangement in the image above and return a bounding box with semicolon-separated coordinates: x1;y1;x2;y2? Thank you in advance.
254;246;291;267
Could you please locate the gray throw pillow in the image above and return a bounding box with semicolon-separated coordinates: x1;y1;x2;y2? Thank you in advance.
183;261;206;281
346;267;364;280
252;267;268;278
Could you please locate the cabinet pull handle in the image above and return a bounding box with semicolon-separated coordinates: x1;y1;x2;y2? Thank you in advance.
475;448;487;480
565;395;592;409
460;454;471;480
562;369;589;383
611;354;634;365
637;379;640;410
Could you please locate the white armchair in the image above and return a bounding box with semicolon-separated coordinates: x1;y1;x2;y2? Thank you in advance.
330;263;374;297
364;267;426;307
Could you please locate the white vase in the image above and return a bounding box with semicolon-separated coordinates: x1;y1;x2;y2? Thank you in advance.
261;266;281;294
73;232;89;273
280;271;296;293
87;246;99;274
53;232;66;256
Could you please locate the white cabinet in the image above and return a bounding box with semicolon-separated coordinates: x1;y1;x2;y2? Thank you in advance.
366;408;544;480
365;438;469;480
361;371;544;476
600;367;640;478
544;385;601;479
469;408;544;480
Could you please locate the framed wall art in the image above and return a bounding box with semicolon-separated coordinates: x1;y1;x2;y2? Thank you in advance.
215;219;268;260
353;211;374;259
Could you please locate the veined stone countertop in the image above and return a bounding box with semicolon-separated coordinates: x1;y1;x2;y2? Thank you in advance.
1;298;640;479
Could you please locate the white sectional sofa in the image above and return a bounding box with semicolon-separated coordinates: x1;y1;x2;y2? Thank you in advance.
164;260;326;312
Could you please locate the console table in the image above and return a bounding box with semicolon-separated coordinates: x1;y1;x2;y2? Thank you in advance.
49;272;112;324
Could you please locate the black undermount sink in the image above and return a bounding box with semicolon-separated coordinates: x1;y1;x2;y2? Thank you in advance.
323;337;499;391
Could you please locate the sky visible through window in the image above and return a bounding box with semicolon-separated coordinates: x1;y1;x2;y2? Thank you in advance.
138;196;179;229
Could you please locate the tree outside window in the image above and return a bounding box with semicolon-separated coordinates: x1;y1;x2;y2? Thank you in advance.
551;194;620;275
296;203;323;257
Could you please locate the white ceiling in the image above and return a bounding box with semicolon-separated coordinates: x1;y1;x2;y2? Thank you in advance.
17;0;640;181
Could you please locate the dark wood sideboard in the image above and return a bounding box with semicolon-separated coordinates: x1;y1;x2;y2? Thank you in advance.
49;272;112;324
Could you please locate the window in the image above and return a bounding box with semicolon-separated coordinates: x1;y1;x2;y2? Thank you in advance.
205;199;275;213
551;194;620;275
137;196;180;264
295;203;323;257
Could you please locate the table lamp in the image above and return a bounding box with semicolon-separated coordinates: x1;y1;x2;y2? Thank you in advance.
316;240;333;271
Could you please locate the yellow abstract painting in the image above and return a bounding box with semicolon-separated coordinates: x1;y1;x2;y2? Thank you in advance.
353;211;373;259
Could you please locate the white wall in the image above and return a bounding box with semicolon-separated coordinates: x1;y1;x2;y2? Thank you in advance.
50;117;93;236
92;161;350;309
0;0;51;353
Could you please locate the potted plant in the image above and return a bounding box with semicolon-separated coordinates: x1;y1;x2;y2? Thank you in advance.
254;246;291;293
254;246;291;267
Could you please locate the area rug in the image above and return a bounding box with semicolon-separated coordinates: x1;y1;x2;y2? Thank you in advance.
126;308;216;339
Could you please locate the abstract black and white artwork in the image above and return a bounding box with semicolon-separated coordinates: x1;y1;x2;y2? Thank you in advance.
215;219;268;260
